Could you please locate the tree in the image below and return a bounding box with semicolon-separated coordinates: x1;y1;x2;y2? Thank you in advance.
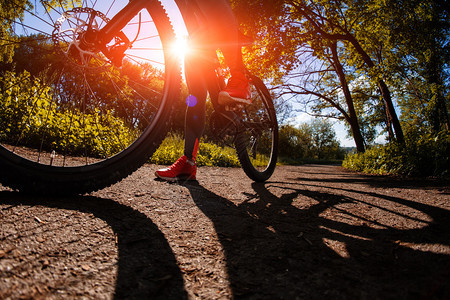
231;0;298;84
233;1;369;151
286;0;405;144
309;118;340;159
278;119;341;161
0;0;28;63
379;0;449;134
232;0;446;150
279;124;313;160
0;0;81;62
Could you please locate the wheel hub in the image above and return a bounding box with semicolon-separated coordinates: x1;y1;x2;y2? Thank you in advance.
52;7;111;70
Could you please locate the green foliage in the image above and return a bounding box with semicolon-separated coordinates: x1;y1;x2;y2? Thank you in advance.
278;119;344;163
0;71;138;157
0;0;81;62
197;142;240;167
0;0;27;62
0;28;169;158
278;124;312;161
150;133;184;165
233;0;449;152
309;119;342;160
151;133;240;167
231;0;298;84
343;130;449;177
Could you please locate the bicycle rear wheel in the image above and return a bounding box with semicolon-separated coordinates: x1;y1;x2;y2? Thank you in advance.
234;75;278;182
0;1;180;194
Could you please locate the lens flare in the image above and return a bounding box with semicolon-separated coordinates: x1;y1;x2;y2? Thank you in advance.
186;95;197;107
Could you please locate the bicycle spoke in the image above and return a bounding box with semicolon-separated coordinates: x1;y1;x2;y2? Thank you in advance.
106;73;153;128
129;47;162;51
128;20;155;26
125;54;164;66
134;34;160;42
101;0;117;27
235;77;278;176
81;74;114;157
12;19;52;37
0;0;179;194
1;0;171;167
23;7;55;29
109;63;164;97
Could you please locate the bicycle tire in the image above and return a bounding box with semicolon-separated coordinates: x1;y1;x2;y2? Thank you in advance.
234;75;278;182
0;1;180;195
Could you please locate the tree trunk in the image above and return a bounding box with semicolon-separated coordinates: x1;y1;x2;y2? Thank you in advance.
330;43;365;152
347;35;405;145
378;80;405;144
293;3;405;144
425;49;450;132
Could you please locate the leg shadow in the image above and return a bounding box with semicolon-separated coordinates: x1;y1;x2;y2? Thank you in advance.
182;180;449;299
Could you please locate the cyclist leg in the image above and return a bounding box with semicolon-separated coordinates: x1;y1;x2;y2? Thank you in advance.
193;0;245;73
183;60;207;161
194;0;251;105
154;42;207;181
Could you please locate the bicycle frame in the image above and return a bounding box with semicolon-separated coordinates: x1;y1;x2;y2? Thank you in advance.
0;0;278;194
97;0;225;101
97;0;148;46
89;0;276;161
76;0;272;156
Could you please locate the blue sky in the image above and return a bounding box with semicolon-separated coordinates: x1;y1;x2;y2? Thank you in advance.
24;0;374;148
161;1;364;148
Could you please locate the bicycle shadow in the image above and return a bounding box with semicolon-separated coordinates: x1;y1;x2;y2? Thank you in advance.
182;179;450;299
0;191;187;299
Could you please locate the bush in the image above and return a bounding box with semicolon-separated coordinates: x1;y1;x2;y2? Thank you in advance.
343;130;449;177
0;71;138;158
197;142;240;167
151;133;240;167
150;133;185;165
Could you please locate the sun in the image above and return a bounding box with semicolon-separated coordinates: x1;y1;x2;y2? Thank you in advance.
171;34;190;60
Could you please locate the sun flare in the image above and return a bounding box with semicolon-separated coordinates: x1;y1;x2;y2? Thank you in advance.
171;34;190;60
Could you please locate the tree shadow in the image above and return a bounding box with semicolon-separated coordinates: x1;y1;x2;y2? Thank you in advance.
0;191;187;299
183;180;450;299
293;166;450;190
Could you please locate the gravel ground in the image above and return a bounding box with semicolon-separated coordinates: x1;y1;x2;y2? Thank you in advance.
1;164;449;299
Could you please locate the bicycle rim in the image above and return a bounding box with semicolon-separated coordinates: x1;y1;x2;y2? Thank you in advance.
235;75;278;182
0;0;180;194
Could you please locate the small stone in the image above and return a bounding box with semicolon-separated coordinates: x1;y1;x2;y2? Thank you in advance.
81;264;91;271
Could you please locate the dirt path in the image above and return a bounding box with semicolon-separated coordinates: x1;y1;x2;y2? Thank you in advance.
1;164;449;299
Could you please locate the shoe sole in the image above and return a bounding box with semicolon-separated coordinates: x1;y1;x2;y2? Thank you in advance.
155;172;196;182
218;92;252;106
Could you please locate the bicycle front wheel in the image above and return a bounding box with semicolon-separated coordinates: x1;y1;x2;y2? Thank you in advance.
234;75;278;182
0;1;180;194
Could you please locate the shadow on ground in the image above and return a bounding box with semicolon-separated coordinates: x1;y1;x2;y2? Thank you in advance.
0;192;187;299
1;164;449;299
183;176;450;299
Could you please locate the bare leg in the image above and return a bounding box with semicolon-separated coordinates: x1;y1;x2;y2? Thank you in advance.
193;0;245;74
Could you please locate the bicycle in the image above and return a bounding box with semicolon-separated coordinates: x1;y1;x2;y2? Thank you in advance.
0;0;278;195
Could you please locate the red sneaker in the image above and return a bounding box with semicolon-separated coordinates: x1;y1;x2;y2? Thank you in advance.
155;155;197;182
218;72;251;105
